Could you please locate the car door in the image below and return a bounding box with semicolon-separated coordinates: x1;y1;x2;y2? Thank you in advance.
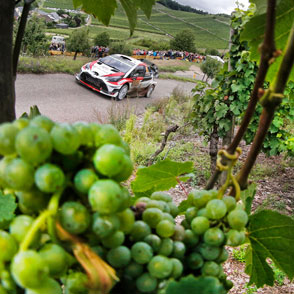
129;65;145;92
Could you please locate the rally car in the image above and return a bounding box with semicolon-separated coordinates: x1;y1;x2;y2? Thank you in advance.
75;54;157;100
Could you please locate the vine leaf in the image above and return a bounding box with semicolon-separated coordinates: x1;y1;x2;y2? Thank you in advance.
241;0;294;82
72;0;155;34
240;183;256;214
166;275;226;294
131;159;193;194
0;192;17;229
246;210;294;287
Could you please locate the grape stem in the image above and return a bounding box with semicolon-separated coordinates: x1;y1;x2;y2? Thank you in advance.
176;177;189;197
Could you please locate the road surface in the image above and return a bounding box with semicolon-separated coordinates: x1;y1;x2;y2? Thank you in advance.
15;74;196;123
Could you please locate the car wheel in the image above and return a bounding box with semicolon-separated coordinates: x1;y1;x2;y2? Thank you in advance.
145;85;155;98
117;84;129;101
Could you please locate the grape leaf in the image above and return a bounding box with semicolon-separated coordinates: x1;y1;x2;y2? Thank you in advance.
241;0;294;82
246;210;294;287
166;275;226;294
72;0;155;34
0;192;17;229
131;159;193;193
240;183;256;214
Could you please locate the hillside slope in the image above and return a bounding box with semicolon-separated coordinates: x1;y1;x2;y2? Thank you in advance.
44;1;230;49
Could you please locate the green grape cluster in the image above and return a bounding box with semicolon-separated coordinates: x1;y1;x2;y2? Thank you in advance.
0;116;133;294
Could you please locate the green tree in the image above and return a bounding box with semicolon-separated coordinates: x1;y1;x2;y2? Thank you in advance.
94;32;110;47
170;29;196;52
200;57;223;81
21;16;47;56
66;28;90;60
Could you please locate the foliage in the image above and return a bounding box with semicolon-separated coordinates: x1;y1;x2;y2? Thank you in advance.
0;192;17;229
200;57;223;80
205;48;220;56
109;42;132;56
170;30;196;52
94;32;110;46
20;16;48;56
66;28;90;55
157;0;208;15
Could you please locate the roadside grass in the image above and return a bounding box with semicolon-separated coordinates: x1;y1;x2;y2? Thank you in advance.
159;73;201;84
18;56;92;74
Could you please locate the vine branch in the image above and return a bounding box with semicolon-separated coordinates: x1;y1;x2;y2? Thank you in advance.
206;0;277;190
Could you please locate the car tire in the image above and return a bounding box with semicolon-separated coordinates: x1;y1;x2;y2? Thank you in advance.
145;85;155;98
116;84;129;101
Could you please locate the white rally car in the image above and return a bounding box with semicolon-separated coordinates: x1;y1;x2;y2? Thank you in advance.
75;54;157;100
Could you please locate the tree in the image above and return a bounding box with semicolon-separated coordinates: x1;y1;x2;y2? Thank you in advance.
170;29;196;52
66;28;90;60
200;57;223;81
94;32;110;47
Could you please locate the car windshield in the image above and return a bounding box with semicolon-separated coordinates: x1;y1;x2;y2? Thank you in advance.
100;55;134;73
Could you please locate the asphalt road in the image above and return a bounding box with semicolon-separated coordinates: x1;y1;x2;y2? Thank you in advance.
15;74;196;123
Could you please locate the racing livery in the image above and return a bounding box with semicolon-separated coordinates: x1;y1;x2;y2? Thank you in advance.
75;54;157;100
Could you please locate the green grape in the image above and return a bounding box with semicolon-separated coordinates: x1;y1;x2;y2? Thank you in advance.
73;121;93;146
9;215;40;245
222;196;236;212
0;123;18;156
25;278;62;294
183;229;199;247
203;228;225;246
92;213;120;238
226;230;246;246
39;243;68;277
142;208;163;228
5;158;34;191
150;192;172;202
131;242;153;264
93;124;121;147
172;241;186;259
227;209;248;230
130;221;151;242
158;238;173;256
101;231;125;248
170;258;183;279
191;216;210;235
187;252;204;270
64;272;88;294
74;169;98;194
13;118;29;130
35;163;65;193
93;144;125;177
172;224;185;241
88;180;123;214
136;273;157;293
55;152;83;172
112;154;133;182
167;202;179;217
201;261;220;276
134;197;150;204
224;279;234;290
0;230;18;262
215;248;229;264
0;157;13;188
162;212;175;223
185;207;198;223
197;208;209;217
147;255;173;279
180;219;190;229
119;140;130;156
91;245;106;259
117;208;135;234
146;200;165;211
30;115;54;132
199;243;221;261
50;123;80;155
1;270;16;291
15;126;53;165
160;201;171;213
206;199;227;220
124;262;144;278
117;187;132;212
11;250;49;289
156;220;175;238
190;189;217;208
144;234;162;252
59;202;91;234
106;246;131;268
16;188;49;214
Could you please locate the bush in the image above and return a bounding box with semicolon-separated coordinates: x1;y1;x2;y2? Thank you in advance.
200;57;223;80
205;48;220;56
94;32;110;47
109;42;132;56
170;29;196;52
66;28;90;59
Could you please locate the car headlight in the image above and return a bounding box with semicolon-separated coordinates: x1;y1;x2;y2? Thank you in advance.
105;75;123;82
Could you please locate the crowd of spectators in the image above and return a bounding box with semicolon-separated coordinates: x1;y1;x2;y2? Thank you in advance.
91;46;110;58
49;43;65;52
132;49;206;62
